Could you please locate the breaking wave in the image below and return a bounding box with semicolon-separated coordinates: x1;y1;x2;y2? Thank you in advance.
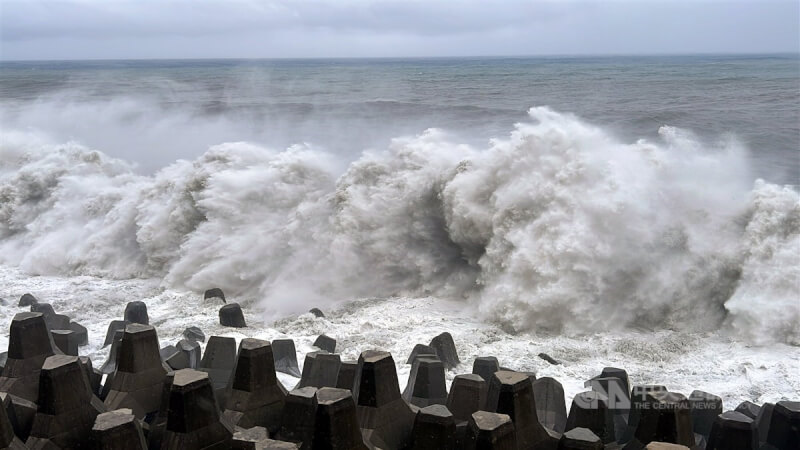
1;107;798;344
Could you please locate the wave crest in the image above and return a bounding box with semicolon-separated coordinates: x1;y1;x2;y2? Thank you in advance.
1;107;797;343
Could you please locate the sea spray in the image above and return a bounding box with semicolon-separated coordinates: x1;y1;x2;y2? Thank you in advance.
1;107;797;343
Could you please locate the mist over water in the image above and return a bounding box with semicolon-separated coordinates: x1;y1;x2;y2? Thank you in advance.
0;56;798;345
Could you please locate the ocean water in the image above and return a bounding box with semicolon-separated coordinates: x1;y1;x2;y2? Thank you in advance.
1;55;798;406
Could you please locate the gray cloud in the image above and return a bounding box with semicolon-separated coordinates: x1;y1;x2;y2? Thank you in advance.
0;0;797;59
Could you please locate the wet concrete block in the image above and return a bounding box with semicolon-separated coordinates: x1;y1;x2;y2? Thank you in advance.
231;426;266;449
464;411;517;450
313;334;337;353
144;372;174;449
160;369;234;449
735;401;761;420
69;321;89;347
297;351;341;390
100;330;125;376
0;352;6;374
644;443;690;450
336;360;358;392
278;387;318;448
232;426;275;449
103;324;168;419
162;345;187;370
402;357;447;408
91;408;147;450
533;377;568;433
486;370;555;450
204;288;226;303
538;353;561;365
220;303;247;328
622;385;668;444
755;402;774;445
314;387;368;449
176;339;201;369
0;312;57;403
353;350;416;449
406;344;437;365
18;293;38;307
472;357;500;385
309;308;325;318
764;400;800;450
558;427;602;450
223;339;287;433
411;404;456;450
26;355;107;448
182;326;205;343
30;302;70;332
5;393;36;441
447;374;488;423
705;411;758;450
272;339;301;378
79;356;103;396
429;332;460;370
50;329;79;356
103;320;130;347
629;391;694;449
0;392;25;450
566;391;615;444
200;336;237;406
595;367;631;398
586;376;629;439
688;390;722;439
124;301;149;325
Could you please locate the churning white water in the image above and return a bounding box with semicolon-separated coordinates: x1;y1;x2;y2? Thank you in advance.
1;107;798;344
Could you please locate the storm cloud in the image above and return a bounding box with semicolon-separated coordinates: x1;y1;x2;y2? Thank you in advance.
0;0;798;60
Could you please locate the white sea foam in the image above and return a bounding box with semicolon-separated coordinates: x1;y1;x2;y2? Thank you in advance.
1;107;798;344
0;265;798;410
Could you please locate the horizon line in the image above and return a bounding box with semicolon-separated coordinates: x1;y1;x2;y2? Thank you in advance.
2;51;798;64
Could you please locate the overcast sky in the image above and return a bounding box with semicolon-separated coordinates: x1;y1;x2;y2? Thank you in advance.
0;0;798;60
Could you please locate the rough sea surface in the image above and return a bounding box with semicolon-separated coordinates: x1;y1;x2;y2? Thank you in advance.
1;55;798;407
